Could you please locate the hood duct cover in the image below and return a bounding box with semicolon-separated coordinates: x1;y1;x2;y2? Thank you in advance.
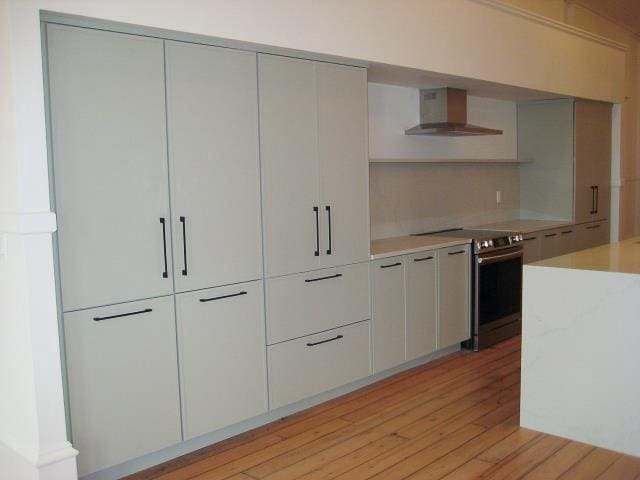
405;87;503;136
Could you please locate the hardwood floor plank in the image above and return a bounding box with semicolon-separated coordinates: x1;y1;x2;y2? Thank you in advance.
557;448;622;480
520;441;594;480
596;455;640;480
479;434;569;479
439;459;494;480
476;427;541;464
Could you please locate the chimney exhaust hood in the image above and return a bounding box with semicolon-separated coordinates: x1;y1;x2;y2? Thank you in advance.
405;87;503;136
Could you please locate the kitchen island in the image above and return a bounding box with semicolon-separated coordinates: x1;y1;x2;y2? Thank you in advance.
520;237;640;457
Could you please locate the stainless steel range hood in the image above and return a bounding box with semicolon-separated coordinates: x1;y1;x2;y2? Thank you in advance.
405;87;503;136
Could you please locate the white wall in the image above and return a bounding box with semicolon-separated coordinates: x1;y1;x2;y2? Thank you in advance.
368;83;517;160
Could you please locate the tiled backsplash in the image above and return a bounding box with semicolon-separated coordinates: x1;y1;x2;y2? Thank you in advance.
370;163;520;239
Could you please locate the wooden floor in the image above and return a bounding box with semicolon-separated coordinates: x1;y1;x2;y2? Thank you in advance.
124;337;640;480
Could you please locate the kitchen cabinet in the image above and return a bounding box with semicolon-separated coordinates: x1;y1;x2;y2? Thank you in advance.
372;257;406;373
47;24;173;311
265;263;370;345
405;252;438;360
259;54;369;277
176;281;267;440
522;234;541;264
165;42;262;292
574;100;612;223
64;296;181;476
577;220;609;250
438;245;471;348
268;321;371;409
557;227;577;256
539;229;560;260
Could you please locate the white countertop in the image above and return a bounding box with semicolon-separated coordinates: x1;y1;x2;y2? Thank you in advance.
531;236;640;274
370;235;470;260
471;219;573;233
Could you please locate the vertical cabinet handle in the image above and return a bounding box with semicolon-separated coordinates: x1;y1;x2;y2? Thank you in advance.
180;216;188;276
325;205;332;255
595;185;599;214
159;218;168;279
313;207;320;257
590;186;596;214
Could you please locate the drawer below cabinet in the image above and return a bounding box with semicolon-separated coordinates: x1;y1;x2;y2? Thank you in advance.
265;262;370;344
268;321;371;409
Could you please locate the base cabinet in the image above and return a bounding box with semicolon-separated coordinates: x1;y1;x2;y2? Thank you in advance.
176;281;267;440
267;321;371;409
438;245;471;349
405;252;438;360
577;220;609;250
64;296;182;476
522;234;541;264
371;257;406;373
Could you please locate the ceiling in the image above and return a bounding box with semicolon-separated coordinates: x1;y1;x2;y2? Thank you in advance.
570;0;640;36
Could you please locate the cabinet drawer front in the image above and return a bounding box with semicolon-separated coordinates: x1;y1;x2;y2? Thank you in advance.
268;321;371;409
265;263;370;344
176;281;267;440
64;296;181;475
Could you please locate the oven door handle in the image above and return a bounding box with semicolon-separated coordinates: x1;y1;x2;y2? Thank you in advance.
477;249;523;265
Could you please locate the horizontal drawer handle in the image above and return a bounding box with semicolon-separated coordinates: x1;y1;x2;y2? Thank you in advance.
305;273;342;283
544;233;557;238
380;262;402;269
561;230;573;234
94;308;152;321
448;250;465;256
413;256;433;262
200;291;247;303
524;237;537;241
306;334;344;347
586;224;601;230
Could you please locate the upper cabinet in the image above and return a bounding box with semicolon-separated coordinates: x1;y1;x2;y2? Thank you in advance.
165;42;262;292
259;55;369;277
48;25;173;311
574;100;612;223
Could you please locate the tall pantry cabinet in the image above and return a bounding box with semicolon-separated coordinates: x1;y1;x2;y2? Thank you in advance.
47;24;266;476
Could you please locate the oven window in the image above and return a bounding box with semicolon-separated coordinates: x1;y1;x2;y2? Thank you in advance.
478;255;522;326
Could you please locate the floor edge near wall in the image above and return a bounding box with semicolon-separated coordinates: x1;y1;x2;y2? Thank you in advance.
80;344;460;480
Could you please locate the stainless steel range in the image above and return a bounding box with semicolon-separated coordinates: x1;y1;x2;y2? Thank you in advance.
414;228;524;350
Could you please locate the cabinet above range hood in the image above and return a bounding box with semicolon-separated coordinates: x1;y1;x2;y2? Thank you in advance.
405;87;503;136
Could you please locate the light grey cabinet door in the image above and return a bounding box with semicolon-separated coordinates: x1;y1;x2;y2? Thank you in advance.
317;64;370;268
405;252;438;360
557;227;577;256
166;42;262;292
438;245;471;348
47;25;172;311
176;281;267;440
372;257;406;373
522;234;541;264
577;221;609;251
64;296;181;476
259;55;321;277
539;229;560;260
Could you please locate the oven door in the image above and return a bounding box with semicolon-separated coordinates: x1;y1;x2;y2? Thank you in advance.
473;247;523;350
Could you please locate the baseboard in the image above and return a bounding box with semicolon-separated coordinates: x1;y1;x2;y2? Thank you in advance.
81;344;460;480
0;440;78;480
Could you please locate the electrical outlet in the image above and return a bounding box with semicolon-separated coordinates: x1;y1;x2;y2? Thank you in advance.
496;190;502;204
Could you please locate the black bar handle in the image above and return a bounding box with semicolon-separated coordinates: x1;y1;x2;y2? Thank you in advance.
544;233;557;238
313;207;320;257
180;216;188;276
200;291;247;303
561;230;573;235
413;256;433;262
448;250;465;256
586;224;601;230
590;186;596;214
524;237;537;241
94;308;152;321
159;218;168;279
595;185;599;214
380;262;402;269
305;273;342;283
325;205;332;255
306;334;343;347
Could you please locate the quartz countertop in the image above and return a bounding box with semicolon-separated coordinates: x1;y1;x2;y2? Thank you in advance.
470;219;573;233
370;235;471;260
531;236;640;274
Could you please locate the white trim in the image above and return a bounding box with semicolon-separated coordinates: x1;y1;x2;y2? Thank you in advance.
473;0;629;52
35;442;78;468
0;211;57;234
